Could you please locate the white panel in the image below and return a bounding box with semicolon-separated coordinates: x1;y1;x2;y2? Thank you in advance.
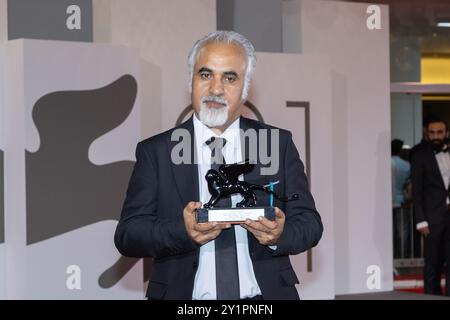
0;245;4;298
4;40;26;299
0;0;7;43
0;42;5;299
0;44;4;160
249;53;334;300
4;39;143;299
283;0;392;294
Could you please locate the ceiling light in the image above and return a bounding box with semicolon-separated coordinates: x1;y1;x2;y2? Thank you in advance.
437;22;450;27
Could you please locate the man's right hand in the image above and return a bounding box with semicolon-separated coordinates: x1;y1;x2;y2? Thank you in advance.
418;226;430;236
183;201;231;245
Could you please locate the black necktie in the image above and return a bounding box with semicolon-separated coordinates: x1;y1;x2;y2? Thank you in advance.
205;137;240;300
434;144;449;154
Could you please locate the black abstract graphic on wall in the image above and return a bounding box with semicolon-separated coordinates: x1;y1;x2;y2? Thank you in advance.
26;74;151;287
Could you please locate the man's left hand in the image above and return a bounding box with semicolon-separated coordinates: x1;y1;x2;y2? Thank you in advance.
241;207;285;246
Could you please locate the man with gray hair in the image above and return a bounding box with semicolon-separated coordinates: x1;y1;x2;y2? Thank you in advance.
115;31;322;300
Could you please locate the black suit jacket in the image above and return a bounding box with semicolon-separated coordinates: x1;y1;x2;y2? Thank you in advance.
411;141;449;226
114;116;323;300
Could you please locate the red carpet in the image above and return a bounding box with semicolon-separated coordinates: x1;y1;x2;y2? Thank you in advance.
394;274;446;294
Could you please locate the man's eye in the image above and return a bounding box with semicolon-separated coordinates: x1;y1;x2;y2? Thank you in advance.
200;72;211;79
224;75;237;83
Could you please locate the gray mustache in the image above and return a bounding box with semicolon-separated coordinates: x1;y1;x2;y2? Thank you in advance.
201;96;228;106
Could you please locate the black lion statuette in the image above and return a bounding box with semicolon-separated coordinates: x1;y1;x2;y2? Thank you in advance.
203;159;299;208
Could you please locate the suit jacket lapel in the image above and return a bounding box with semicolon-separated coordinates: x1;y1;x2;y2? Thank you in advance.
167;116;200;205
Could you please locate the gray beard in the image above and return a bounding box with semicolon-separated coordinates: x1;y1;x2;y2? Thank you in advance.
198;102;229;128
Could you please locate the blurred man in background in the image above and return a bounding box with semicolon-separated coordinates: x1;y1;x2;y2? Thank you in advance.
411;116;450;295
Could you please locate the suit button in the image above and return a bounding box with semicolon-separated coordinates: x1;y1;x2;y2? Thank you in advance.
193;261;198;269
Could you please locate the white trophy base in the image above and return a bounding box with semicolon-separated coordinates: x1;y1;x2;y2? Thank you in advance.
196;207;275;224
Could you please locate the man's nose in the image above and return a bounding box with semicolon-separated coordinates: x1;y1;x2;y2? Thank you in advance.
209;76;224;96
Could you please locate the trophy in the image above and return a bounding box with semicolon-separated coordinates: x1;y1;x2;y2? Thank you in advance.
196;160;299;224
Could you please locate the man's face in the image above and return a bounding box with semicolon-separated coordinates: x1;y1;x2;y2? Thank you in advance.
426;122;448;145
191;42;247;130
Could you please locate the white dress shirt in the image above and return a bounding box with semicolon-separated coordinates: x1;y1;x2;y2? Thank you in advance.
192;114;262;300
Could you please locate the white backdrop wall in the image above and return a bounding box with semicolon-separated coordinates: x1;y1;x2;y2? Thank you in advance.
94;0;216;135
249;53;334;299
0;0;392;299
283;0;392;294
0;44;6;299
0;0;7;299
0;1;7;43
3;39;143;299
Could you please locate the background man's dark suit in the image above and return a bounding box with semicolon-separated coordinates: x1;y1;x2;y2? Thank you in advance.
114;116;323;300
411;141;450;295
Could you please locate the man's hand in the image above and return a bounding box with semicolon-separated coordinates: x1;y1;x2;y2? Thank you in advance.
241;207;285;246
418;226;430;236
183;201;231;245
